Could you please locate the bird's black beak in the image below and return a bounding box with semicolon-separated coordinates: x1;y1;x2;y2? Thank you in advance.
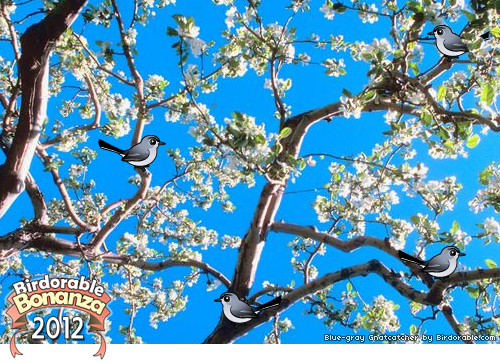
427;32;434;36
214;298;221;302
459;252;466;257
159;141;166;145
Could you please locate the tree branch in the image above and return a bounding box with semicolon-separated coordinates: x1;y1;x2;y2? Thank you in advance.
36;147;97;232
229;101;322;298
0;0;20;62
0;223;499;344
122;256;230;288
230;183;284;297
90;170;152;251
204;256;500;343
0;3;21;134
109;0;146;146
441;304;474;344
41;73;101;149
24;171;48;223
271;221;389;252
0;230;230;288
0;92;9;109
271;221;439;286
71;32;134;86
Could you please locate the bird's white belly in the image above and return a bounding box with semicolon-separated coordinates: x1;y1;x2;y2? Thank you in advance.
223;305;251;323
428;260;457;277
129;150;157;166
436;39;465;57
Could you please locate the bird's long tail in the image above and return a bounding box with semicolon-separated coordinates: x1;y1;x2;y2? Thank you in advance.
98;139;124;155
398;251;425;267
254;296;282;313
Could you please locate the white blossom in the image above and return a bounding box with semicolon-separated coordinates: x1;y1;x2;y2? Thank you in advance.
320;2;335;20
484;217;500;235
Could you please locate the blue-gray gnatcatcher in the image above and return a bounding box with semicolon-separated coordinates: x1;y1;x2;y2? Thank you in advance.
398;246;465;282
427;25;490;61
98;135;165;172
214;292;282;324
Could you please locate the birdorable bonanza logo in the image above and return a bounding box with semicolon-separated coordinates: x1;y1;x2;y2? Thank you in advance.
5;275;111;358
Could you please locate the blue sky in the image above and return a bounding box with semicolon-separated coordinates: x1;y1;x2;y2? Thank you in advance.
1;0;500;344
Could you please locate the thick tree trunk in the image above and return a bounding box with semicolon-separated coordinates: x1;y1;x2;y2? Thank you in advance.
230;183;283;297
0;0;88;218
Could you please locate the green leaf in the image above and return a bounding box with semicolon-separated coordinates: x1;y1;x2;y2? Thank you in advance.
451;220;460;233
480;83;495;105
485;259;497;269
166;27;178;36
466;287;479;298
410;324;418;335
409;62;419;76
437;86;446;101
231;111;245;122
479;168;492;185
346;281;352;293
420;111;432;125
298;158;306;170
491;27;500;37
342;88;353;98
438;127;451;140
333;2;347;13
471;18;486;29
461;10;476;22
362;90;376;101
362;321;373;330
410;215;420;224
466;134;480;148
254;134;266;146
279;127;292;139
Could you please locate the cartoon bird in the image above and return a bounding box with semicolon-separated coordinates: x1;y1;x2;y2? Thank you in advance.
214;292;282;324
398;246;465;282
427;25;490;61
98;135;165;172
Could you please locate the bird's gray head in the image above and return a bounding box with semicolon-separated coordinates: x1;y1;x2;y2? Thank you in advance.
140;135;166;149
441;246;466;261
428;25;452;39
214;292;239;306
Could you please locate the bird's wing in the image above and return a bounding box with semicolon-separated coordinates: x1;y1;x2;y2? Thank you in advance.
121;145;150;162
230;305;258;319
444;35;468;52
423;257;449;273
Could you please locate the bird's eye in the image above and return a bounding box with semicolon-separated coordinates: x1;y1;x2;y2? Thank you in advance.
223;296;230;302
149;139;156;146
437;29;444;35
450;250;456;256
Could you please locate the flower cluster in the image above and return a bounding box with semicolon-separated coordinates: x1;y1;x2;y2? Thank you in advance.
358;295;400;333
469;163;500;213
322;58;346;77
145;75;170;101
